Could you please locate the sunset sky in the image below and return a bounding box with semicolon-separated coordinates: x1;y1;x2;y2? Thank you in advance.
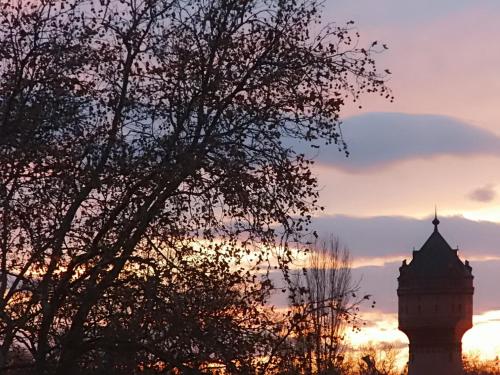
303;0;500;365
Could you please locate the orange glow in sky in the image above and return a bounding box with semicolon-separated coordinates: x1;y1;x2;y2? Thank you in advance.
345;310;500;370
268;296;500;370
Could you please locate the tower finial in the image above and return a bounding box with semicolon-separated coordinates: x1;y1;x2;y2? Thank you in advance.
432;205;440;232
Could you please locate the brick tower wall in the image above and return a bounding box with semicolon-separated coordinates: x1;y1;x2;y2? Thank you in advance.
398;292;473;375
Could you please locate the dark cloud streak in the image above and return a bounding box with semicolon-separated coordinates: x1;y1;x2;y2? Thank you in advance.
308;214;500;313
310;214;500;259
352;260;500;314
291;112;500;172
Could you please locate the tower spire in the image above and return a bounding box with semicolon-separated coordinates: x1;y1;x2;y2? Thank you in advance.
432;206;440;232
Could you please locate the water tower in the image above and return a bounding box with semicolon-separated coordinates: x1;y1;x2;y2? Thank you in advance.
397;215;474;375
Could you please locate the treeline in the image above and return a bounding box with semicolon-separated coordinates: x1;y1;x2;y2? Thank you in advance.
7;344;500;374
464;355;500;375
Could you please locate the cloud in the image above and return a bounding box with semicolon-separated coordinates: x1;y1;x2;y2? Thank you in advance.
350;259;500;315
291;113;500;172
305;214;500;314
468;185;497;203
325;0;500;30
310;214;500;259
268;215;500;316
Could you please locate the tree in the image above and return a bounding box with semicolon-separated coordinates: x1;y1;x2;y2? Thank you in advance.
0;0;390;373
273;237;368;374
71;241;278;374
2;239;280;374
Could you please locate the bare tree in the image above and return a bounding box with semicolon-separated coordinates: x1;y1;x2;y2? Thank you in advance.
0;0;390;372
275;237;370;374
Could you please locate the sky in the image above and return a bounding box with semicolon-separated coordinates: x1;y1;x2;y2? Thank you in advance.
303;0;500;366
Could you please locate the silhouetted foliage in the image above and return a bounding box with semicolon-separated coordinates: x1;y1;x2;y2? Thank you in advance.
0;0;390;373
464;353;500;375
354;344;404;375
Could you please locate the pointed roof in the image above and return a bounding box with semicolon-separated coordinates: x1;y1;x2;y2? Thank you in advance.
400;215;472;280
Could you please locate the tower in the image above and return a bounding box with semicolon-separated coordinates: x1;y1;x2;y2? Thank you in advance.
397;215;473;375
